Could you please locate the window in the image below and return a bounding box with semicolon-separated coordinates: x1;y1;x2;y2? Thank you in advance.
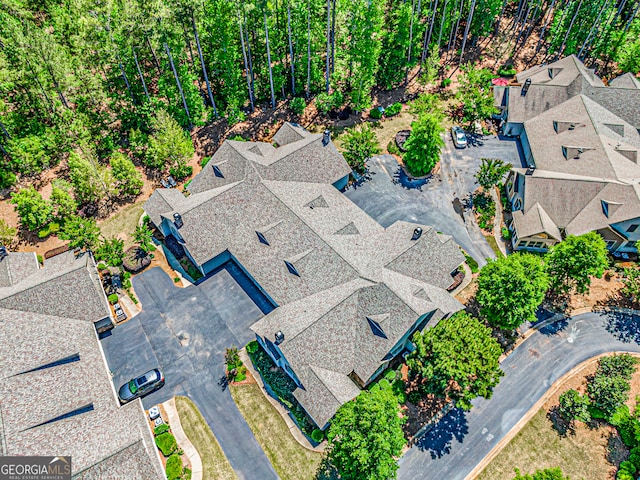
514;198;522;210
605;239;617;249
627;224;639;233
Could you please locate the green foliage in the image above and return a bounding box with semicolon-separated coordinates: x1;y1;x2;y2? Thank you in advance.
169;163;193;181
95;237;124;267
290;97;306;115
316;91;344;114
473;191;496;230
225;346;241;370
246;340;259;354
477;253;549;331
498;65;517;77
341;123;381;173
11;187;52;231
441;78;452;88
588;365;633;418
234;365;247;382
224;107;246;126
463;251;479;274
108;293;119;305
547;232;609;295
456;64;498;124
370;108;383;120
0;219;17;246
154;424;170;436
501;227;512;240
384;102;402;117
387;139;400;155
310;428;324;443
327;380;405;480
598;354;638;381
377;1;413;88
146;110;194;172
60;215;100;250
475;158;512;190
50;182;77;222
609;405;637;447
165;454;182;480
110;152;143;197
403;113;444;177
37;222;60;239
409;93;440;117
155;432;177;457
621;267;640;302
406;311;503;410
134;224;154;253
421;45;441;85
558;389;591;424
68;151;114;204
512;467;569;480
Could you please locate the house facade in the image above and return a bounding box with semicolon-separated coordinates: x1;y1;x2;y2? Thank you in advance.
145;122;465;428
494;56;640;253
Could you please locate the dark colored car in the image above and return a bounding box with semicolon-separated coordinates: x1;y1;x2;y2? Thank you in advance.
118;369;164;404
451;125;468;148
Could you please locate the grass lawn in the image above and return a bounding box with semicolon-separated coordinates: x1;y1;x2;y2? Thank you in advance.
175;396;238;480
484;234;505;258
333;111;415;155
98;202;144;248
477;408;620;480
230;383;323;480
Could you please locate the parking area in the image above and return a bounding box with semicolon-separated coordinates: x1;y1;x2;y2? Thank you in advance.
100;266;278;479
344;134;523;265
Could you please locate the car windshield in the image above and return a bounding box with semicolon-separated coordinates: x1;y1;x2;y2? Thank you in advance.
128;380;138;394
456;133;466;141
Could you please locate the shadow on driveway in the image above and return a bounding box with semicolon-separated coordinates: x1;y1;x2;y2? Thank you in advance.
413;408;469;459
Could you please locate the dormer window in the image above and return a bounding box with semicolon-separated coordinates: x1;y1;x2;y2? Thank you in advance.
213;165;224;178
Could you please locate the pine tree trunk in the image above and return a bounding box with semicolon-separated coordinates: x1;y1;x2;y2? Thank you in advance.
192;13;218;117
448;0;465;62
325;0;331;92
578;0;610;59
146;35;162;76
624;1;640;32
0;120;10;139
494;0;509;34
116;52;135;103
331;0;337;74
164;42;192;128
307;0;312;97
437;0;449;48
239;17;255;111
419;0;435;71
245;22;256;98
426;0;439;52
446;0;461;59
459;0;477;63
45;64;70;109
557;0;584;58
264;12;276;108
406;0;419;85
132;47;150;102
287;3;296;95
535;0;557;53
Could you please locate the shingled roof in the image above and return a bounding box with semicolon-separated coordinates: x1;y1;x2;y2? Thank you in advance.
510;58;640;240
146;122;464;428
0;251;163;478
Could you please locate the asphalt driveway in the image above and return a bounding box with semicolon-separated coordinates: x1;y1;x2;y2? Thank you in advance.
398;309;640;479
101;267;278;480
344;135;523;266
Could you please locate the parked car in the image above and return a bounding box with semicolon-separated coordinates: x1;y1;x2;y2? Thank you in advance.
451;126;467;148
118;369;164;404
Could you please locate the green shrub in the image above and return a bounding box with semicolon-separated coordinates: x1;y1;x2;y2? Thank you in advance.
311;428;324;443
408;390;421;404
370;108;383;119
165;454;182;480
246;340;259;353
183;468;192;480
588;406;607;419
621;461;636;475
441;78;452;88
316;91;343;113
155;432;177;457
38;227;50;239
228;135;247;142
629;452;640;470
225;106;246;126
97;263;108;271
36;254;43;265
387;139;400;155
291;97;306;115
498;65;517;77
154;424;170;436
174;277;180;283
384;370;398;381
169;163;193;181
463;251;479;273
501;227;511;240
200;156;211;167
385;102;402;117
108;293;119;305
235;365;247;382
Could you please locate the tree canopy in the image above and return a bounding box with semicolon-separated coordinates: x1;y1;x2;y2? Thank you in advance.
60;215;101;250
475;158;512;190
406;311;503;410
476;253;549;331
403;113;444;177
341;124;380;174
547;232;609;295
326;380;405;480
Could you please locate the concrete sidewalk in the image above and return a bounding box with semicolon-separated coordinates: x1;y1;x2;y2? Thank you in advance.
163;398;203;480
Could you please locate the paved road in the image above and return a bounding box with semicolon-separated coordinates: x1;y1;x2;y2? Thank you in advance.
398;309;640;479
344;135;523;266
101;267;278;480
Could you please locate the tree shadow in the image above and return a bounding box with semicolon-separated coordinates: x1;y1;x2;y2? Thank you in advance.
538;318;569;336
546;405;571;437
601;308;640;344
314;457;339;480
413;408;469;458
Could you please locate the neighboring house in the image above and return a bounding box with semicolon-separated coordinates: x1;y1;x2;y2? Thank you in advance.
494;55;640;253
0;249;164;479
145;122;465;429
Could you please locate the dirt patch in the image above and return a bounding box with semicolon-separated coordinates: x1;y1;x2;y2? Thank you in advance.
568;271;625;314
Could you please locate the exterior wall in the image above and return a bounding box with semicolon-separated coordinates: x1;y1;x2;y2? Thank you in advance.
502;122;524;137
520;130;534;167
611;218;640;252
160;218;201;269
506;172;525;211
332;174;350;191
256;334;302;386
511;235;556;252
597;227;627;252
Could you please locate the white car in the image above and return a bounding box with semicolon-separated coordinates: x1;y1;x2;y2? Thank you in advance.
451;126;467;148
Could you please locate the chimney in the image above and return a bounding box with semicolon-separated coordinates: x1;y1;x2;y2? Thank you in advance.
275;330;285;345
521;78;531;97
322;130;331;146
173;213;183;229
411;227;423;240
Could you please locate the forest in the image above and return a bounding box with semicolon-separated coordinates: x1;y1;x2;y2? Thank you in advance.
0;0;639;213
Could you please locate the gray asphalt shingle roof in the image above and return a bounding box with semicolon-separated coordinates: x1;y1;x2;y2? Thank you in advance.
146;122;464;428
0;252;163;479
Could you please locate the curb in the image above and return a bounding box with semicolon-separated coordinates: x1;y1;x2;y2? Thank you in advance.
162;398;204;480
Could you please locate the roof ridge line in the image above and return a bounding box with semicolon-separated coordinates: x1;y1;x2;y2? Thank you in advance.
307;364;345;405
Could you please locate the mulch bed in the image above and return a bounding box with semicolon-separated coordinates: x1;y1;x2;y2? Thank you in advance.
395;129;411;152
122;246;151;273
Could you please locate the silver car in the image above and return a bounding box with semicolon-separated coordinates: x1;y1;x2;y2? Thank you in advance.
118;368;164;403
451;126;467;148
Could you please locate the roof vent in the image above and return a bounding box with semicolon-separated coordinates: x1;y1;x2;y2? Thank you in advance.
521;78;531;96
322;130;331;146
0;245;7;260
412;227;423;240
275;330;285;345
173;213;183;229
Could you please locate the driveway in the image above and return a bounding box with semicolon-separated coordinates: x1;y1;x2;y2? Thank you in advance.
398;309;640;479
101;267;278;480
344;135;523;266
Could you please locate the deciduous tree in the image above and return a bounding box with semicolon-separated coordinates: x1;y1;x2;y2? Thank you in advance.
326;380;405;480
406;311;503;410
145;110;194;171
341;124;380;174
110;152;143;196
134;224;154;253
11;187;52;231
477;253;549;330
558;389;591;425
403;113;444;177
0;219;17;246
95;237;125;267
60;215;101;250
475;158;512;190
